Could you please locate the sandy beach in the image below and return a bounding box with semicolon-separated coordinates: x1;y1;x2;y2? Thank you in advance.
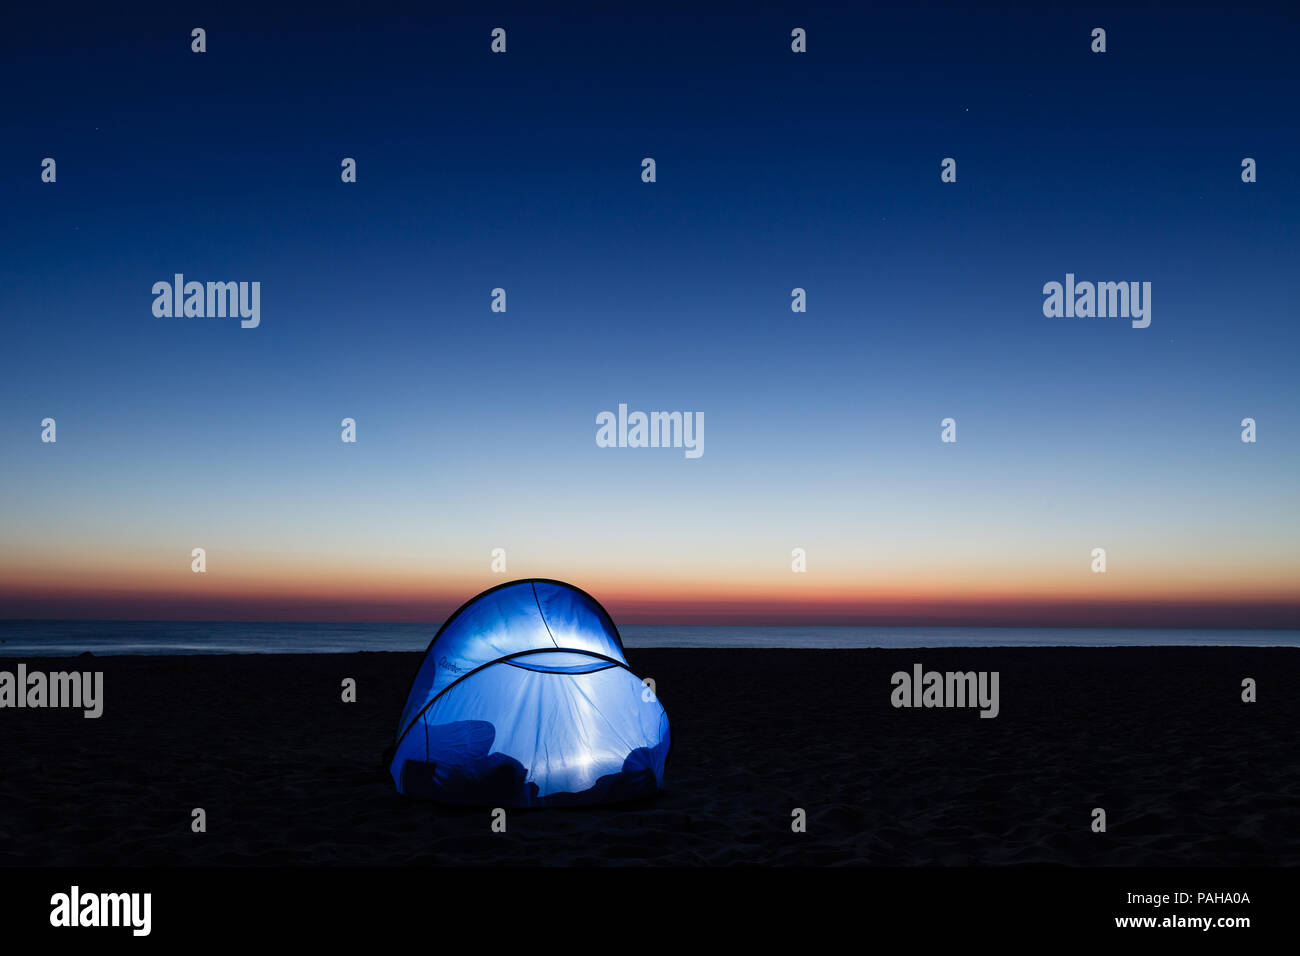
1;647;1296;866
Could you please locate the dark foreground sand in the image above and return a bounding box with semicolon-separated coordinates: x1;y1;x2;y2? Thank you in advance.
1;647;1297;866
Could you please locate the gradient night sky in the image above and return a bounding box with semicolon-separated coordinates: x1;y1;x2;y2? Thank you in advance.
1;3;1297;626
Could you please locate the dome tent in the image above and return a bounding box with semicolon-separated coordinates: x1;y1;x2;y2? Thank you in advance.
390;579;670;807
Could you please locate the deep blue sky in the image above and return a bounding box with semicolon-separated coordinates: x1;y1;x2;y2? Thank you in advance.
1;2;1297;623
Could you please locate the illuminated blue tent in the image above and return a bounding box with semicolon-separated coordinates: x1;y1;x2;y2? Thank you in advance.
390;579;670;806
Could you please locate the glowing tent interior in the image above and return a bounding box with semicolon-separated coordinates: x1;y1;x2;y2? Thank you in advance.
389;579;670;806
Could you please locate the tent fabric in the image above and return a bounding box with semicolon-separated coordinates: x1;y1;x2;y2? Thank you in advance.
390;580;670;807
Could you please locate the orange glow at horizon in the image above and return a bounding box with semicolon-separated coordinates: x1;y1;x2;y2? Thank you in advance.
1;545;1296;627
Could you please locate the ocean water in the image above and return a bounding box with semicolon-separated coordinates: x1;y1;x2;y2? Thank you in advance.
0;620;1296;656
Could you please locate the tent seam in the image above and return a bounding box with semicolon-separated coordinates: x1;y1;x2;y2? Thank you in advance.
532;581;560;649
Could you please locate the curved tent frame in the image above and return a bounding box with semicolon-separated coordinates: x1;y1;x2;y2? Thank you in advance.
392;579;631;751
